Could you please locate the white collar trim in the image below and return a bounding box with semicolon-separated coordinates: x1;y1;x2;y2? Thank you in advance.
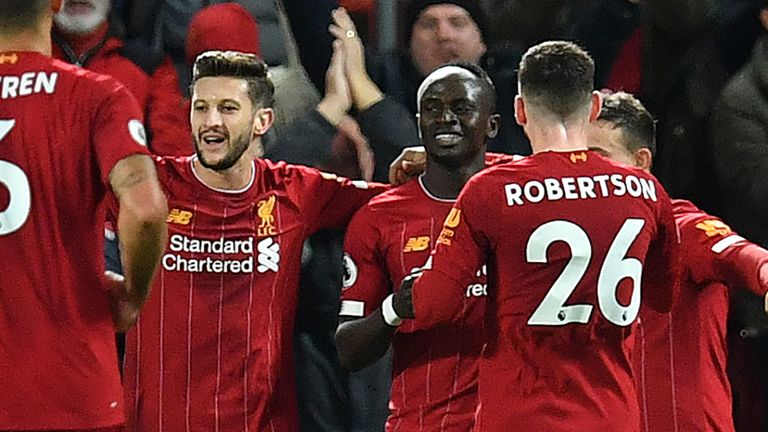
417;174;456;203
190;156;256;194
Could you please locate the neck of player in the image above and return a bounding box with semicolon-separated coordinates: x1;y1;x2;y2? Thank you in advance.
0;24;53;56
194;155;254;191
422;152;486;200
526;119;590;154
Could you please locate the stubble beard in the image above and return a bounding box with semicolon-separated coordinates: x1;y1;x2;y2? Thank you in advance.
195;131;251;172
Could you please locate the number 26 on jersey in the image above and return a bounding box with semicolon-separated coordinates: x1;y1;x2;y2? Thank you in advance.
526;219;645;327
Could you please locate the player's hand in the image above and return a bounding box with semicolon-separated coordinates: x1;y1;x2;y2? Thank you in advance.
102;270;125;293
389;146;427;185
393;273;418;319
103;271;140;332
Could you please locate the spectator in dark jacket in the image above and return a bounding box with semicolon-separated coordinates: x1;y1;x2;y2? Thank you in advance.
53;0;151;110
711;4;768;429
712;9;768;248
367;0;528;155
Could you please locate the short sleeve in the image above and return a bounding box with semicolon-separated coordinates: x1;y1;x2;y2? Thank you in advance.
92;80;151;185
339;206;391;318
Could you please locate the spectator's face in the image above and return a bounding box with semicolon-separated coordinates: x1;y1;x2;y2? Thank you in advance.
191;77;255;171
587;120;638;166
418;72;495;166
410;5;487;76
54;0;110;35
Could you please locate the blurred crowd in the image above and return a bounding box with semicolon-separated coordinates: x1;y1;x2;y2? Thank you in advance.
52;0;768;430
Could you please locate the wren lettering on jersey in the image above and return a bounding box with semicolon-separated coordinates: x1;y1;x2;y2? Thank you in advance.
0;72;58;100
504;174;657;206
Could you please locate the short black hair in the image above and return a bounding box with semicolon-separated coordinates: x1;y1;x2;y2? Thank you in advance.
0;0;48;35
423;62;497;113
518;41;595;120
192;50;275;109
598;92;656;155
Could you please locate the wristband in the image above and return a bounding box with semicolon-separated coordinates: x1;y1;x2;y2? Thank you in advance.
381;293;403;327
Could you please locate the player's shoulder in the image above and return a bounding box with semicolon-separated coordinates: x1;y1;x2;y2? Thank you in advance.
257;158;371;190
364;179;420;209
671;199;705;219
48;57;129;96
671;199;729;232
153;154;194;181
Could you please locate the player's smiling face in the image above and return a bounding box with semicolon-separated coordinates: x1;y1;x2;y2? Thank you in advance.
191;77;254;171
418;73;494;167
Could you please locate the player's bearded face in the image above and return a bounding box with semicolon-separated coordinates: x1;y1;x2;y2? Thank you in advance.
418;74;491;168
54;0;110;35
191;77;255;171
194;123;251;171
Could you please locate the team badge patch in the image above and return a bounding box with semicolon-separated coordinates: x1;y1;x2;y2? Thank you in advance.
128;119;147;147
342;253;358;289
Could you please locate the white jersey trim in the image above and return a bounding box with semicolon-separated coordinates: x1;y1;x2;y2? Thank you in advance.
711;235;745;254
417;175;456;203
340;300;365;317
190;157;256;194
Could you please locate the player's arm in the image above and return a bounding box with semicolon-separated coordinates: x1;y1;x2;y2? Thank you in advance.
91;80;169;332
642;187;681;313
299;168;389;232
335;208;395;371
685;217;768;298
394;181;488;327
388;146;521;185
108;155;168;331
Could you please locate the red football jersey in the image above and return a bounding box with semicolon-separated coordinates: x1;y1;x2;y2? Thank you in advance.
635;199;768;432
340;177;486;431
410;151;680;432
123;156;384;432
0;52;149;429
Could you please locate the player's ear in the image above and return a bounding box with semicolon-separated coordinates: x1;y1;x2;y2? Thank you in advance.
514;95;527;127
51;0;62;13
251;107;274;137
589;91;602;122
634;148;653;171
487;113;500;139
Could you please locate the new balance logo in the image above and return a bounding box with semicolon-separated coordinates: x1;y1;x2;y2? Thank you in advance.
570;152;588;163
695;219;732;237
403;236;430;252
167;209;193;225
0;53;18;65
257;237;280;273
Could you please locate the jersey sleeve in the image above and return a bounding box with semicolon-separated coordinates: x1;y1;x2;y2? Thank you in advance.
339;206;391;318
682;215;768;296
295;168;389;233
642;184;681;313
91;79;151;185
411;176;489;328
